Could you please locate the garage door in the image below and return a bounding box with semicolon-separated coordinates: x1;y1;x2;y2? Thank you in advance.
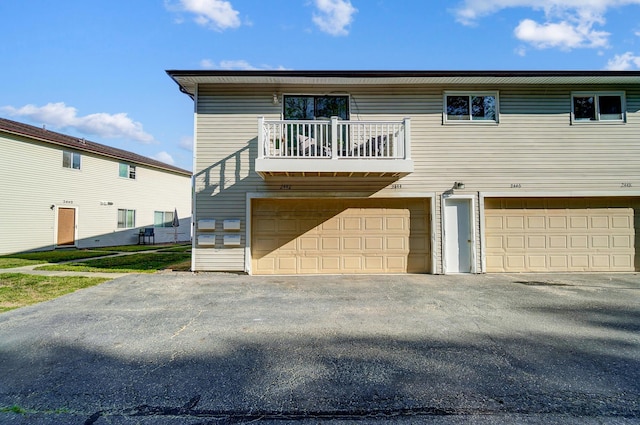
251;198;430;274
485;198;635;272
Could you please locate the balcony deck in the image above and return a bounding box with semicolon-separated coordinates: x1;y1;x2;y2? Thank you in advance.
256;117;413;178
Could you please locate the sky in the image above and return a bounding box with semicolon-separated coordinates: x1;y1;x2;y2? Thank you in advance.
2;0;640;172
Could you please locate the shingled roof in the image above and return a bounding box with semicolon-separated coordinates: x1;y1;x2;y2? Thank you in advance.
0;117;191;176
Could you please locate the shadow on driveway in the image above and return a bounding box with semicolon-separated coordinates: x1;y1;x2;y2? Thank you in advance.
0;273;638;424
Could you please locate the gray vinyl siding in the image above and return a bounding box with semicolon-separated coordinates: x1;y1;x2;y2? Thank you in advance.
192;83;640;272
0;133;191;255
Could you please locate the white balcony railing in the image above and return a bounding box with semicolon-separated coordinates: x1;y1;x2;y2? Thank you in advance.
258;117;411;160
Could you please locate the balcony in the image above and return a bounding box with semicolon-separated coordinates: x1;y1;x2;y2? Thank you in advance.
256;117;413;178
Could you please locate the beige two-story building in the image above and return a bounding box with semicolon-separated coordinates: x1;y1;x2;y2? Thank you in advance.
0;118;192;255
167;70;640;274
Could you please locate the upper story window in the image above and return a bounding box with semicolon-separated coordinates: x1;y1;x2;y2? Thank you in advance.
119;163;136;179
63;151;81;170
444;92;498;123
283;95;349;120
572;92;625;123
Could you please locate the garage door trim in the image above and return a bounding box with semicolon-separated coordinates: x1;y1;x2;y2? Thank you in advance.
246;193;436;275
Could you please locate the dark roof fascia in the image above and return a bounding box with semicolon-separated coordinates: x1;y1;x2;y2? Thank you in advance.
166;69;640;78
0;118;191;176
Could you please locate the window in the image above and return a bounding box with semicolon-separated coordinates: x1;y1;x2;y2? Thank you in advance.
283;95;349;120
63;151;81;169
117;209;136;228
444;92;498;123
154;210;174;227
119;163;136;179
572;92;625;123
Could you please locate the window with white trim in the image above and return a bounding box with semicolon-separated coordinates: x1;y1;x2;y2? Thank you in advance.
117;209;136;228
572;92;625;123
283;95;349;120
119;163;136;179
444;92;498;123
154;210;174;228
63;151;81;169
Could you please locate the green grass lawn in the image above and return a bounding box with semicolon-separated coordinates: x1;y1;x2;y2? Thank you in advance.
0;273;110;313
99;243;190;252
36;252;191;273
0;258;45;269
0;250;113;267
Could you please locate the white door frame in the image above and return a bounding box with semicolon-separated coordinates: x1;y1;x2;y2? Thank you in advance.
441;194;477;274
54;205;79;248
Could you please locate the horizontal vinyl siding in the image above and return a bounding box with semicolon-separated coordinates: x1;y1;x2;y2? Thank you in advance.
192;83;640;272
0;134;191;255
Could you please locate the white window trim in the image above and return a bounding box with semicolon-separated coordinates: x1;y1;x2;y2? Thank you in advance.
443;91;499;124
154;210;175;228
571;91;626;124
117;208;136;229
63;151;81;170
281;93;351;120
119;163;136;179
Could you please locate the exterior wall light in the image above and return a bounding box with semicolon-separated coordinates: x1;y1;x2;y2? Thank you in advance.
454;182;465;189
272;93;279;105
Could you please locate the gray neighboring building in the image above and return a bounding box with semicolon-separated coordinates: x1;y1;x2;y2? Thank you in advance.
0;117;192;255
167;70;640;274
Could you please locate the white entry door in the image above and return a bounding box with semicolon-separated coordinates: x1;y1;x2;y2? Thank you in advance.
444;198;473;273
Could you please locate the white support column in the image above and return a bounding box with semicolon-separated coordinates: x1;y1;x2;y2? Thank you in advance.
257;117;264;159
331;116;338;159
403;118;411;160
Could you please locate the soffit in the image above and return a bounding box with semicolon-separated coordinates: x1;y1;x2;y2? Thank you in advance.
166;70;640;97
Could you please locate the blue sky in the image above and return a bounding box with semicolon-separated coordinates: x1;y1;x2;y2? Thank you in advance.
2;0;640;171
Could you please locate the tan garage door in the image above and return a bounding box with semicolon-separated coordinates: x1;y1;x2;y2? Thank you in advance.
485;198;635;272
252;198;430;275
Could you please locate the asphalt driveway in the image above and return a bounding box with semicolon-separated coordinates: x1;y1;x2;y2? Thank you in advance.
0;272;639;424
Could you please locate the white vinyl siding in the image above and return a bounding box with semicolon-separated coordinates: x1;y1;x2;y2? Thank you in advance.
191;83;640;273
0;132;191;255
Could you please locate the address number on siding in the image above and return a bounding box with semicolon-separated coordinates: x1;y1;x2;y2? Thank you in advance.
621;183;632;188
510;183;522;188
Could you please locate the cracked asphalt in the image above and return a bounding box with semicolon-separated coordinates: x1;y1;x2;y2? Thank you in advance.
0;272;639;424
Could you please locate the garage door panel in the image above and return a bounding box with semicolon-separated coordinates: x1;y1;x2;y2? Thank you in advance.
252;198;430;274
485;200;635;272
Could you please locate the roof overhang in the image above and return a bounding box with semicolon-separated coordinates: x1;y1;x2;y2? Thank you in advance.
166;70;640;98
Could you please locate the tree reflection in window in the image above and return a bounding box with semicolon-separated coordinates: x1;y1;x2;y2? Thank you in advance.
446;94;496;122
284;95;348;120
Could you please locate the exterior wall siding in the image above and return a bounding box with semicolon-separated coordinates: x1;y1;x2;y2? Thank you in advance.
0;133;191;255
192;83;640;273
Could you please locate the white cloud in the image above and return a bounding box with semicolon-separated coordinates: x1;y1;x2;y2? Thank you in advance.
2;102;155;144
179;136;193;151
169;0;240;31
605;51;640;69
453;0;640;50
312;0;357;36
514;18;609;49
152;151;176;165
199;59;288;70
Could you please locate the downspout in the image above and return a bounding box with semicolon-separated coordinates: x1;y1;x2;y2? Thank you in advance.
190;84;198;273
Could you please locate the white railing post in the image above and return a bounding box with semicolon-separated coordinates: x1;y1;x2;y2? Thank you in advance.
258;117;265;158
403;118;411;160
331;116;338;159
